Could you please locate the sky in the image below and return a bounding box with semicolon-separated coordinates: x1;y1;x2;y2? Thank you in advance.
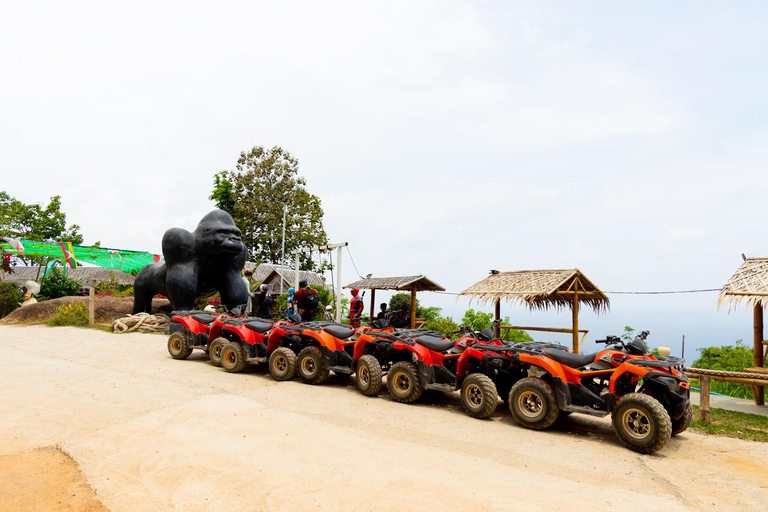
2;1;768;358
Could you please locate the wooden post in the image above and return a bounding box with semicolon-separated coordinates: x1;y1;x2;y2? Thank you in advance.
494;299;501;339
572;292;579;353
700;375;711;422
410;287;416;329
753;304;764;405
88;286;95;325
370;288;376;322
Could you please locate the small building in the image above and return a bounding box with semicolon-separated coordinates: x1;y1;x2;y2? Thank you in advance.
254;264;326;294
343;275;445;328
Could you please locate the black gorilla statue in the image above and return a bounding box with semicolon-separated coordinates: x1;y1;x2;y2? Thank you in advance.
132;210;249;314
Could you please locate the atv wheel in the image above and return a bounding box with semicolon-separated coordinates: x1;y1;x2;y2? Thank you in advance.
356;355;383;396
387;361;423;403
612;393;672;454
296;347;330;385
671;401;693;436
509;377;559;430
221;342;248;373
461;374;498;419
269;347;297;381
208;337;228;367
167;332;192;360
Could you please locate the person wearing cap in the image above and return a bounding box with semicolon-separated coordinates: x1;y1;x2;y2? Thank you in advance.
349;288;364;328
20;280;40;307
293;279;318;320
255;283;274;319
324;304;333;321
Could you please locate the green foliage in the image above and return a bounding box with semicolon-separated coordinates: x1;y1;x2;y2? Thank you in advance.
48;303;89;326
0;281;23;318
0;192;83;244
500;327;535;343
425;316;459;337
39;268;81;300
93;274;133;297
461;308;494;331
389;293;415;313
418;306;442;322
212;146;329;272
621;326;635;341
691;405;768;442
692;340;755;399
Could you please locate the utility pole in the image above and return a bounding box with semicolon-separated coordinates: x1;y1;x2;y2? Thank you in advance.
318;242;348;323
293;242;348;323
280;201;287;294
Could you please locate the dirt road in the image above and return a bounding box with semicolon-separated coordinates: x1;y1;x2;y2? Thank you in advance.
1;325;766;511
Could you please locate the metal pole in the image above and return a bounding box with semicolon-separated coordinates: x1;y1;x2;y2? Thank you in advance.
294;251;299;291
336;245;342;323
280;202;287;294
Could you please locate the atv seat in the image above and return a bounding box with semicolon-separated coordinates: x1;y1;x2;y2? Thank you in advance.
191;314;217;325
245;321;273;334
542;348;598;368
323;325;356;340
415;335;456;353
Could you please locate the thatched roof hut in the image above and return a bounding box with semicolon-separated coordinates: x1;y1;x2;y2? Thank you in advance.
344;275;445;328
260;268;326;294
717;257;768;404
459;269;609;352
717;258;768;311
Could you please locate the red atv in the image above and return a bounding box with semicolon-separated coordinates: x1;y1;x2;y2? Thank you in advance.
215;316;277;373
167;310;226;363
265;315;382;384
505;331;691;454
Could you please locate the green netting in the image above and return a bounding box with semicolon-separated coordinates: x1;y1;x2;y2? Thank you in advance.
1;239;162;274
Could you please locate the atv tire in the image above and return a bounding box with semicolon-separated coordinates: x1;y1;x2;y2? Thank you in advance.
671;401;693;436
356;355;383;396
221;342;248;373
612;393;672;454
461;374;498;419
296;346;330;385
509;377;559;430
167;332;192;360
387;361;423;404
269;347;297;381
208;337;228;367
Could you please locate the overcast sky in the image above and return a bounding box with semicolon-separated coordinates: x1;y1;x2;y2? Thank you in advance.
2;1;767;354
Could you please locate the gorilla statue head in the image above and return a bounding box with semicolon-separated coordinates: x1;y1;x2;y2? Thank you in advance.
194;210;245;258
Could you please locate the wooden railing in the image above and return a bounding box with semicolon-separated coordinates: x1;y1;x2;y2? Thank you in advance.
684;367;768;421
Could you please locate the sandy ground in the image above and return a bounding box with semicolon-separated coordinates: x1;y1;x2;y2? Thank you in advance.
1;325;767;512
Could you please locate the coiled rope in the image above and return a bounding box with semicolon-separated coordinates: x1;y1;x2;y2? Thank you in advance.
112;312;170;333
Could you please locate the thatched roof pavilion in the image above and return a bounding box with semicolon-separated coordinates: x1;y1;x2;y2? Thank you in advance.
344;275;445;328
718;257;768;405
460;269;609;352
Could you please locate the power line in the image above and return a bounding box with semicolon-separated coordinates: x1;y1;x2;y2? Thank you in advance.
345;246;365;279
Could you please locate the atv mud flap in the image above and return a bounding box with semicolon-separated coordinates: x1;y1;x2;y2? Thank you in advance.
552;378;611;418
321;347;354;374
643;374;691;420
416;361;456;387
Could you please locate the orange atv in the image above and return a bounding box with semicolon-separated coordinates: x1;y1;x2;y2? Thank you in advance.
506;331;691;454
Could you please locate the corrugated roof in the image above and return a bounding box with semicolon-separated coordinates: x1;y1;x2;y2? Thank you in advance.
1;266;135;287
344;275;445;292
718;258;768;310
459;269;609;313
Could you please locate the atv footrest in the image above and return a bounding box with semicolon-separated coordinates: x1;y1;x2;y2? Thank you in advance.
330;366;353;374
563;405;609;418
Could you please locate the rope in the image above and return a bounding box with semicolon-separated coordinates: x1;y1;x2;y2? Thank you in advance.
345;246;365;279
112;312;170;334
684;367;768;380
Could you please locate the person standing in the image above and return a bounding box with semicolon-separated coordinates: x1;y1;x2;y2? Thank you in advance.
293;279;318;320
255;284;274;318
349;288;364;328
242;268;253;315
286;287;296;317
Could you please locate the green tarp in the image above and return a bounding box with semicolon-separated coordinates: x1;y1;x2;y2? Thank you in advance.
1;239;162;274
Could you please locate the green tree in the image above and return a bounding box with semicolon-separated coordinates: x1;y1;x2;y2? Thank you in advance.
693;340;755;400
461;308;494;331
0;192;83;244
388;292;414;313
210;147;329;271
0;282;23;318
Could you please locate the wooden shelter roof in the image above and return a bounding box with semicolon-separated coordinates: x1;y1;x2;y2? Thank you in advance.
261;268;326;290
344;275;445;292
718;258;768;310
459;269;609;313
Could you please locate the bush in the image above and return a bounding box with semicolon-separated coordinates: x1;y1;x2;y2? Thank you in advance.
426;316;459;338
39;268;80;300
48;303;89;326
94;274;134;297
0;281;23;318
692;340;756;399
